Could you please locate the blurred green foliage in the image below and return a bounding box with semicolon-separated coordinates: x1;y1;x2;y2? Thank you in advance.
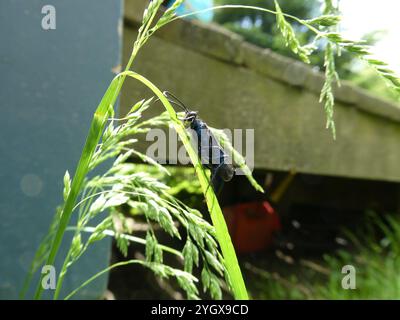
214;0;322;64
248;212;400;299
214;0;397;101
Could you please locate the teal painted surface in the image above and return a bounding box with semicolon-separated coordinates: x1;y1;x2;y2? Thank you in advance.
0;0;122;299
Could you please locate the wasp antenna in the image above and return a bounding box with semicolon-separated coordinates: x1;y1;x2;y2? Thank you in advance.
154;93;185;112
163;91;189;112
166;98;188;112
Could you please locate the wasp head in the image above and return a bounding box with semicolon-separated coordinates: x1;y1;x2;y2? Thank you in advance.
183;111;197;126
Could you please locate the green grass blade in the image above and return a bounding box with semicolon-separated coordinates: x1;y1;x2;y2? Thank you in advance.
64;260;145;300
65;259;198;300
33;77;120;300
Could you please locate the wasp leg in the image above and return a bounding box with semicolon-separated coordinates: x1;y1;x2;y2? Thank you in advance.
205;163;225;197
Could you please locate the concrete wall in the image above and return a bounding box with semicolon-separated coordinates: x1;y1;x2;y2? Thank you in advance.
121;0;400;183
0;0;122;299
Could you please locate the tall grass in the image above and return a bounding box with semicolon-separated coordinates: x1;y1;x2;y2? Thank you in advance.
25;96;231;300
25;1;260;299
24;0;400;300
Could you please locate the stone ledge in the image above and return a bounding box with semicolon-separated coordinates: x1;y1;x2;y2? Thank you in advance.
121;25;400;182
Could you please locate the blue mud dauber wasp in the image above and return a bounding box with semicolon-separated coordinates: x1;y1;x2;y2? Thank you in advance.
163;91;235;194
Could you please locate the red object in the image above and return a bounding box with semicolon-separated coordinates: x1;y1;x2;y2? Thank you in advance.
223;201;281;254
